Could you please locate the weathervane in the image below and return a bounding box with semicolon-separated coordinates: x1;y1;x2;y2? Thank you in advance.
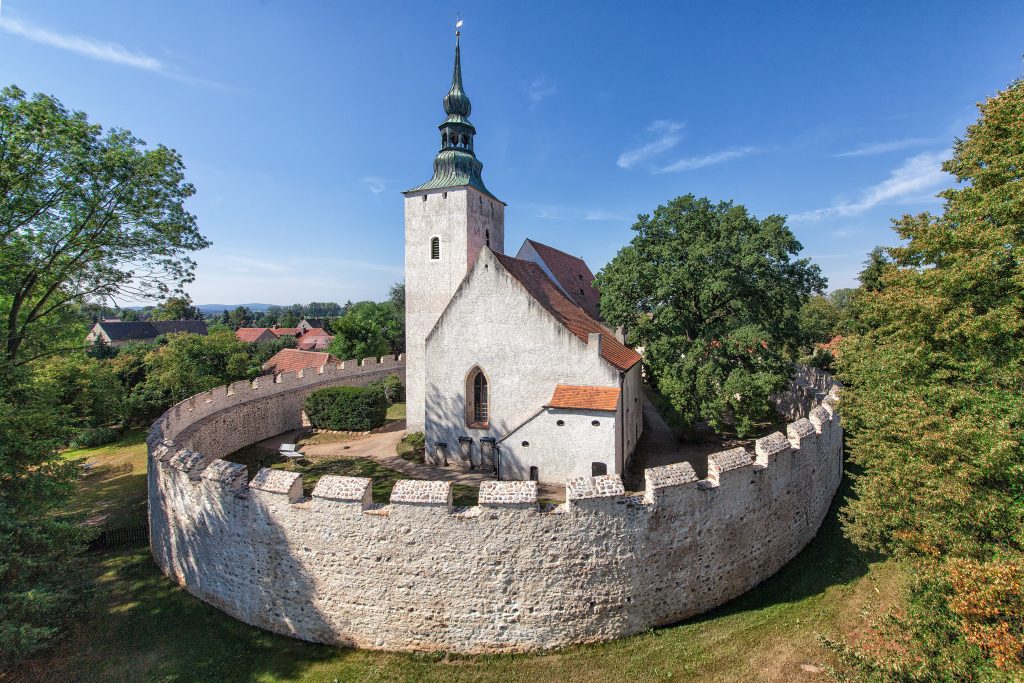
455;14;463;36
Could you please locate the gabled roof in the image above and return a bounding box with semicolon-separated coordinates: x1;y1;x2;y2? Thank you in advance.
262;348;340;375
518;239;603;321
492;252;641;372
270;327;302;337
93;320;207;341
300;318;327;329
301;328;331;338
235;327;274;343
150;320;208;336
547;385;621;412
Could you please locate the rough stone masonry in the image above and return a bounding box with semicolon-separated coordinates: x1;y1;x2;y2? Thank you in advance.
148;361;843;653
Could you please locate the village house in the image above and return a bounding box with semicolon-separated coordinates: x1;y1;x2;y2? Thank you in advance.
261;348;341;376
85;320;208;347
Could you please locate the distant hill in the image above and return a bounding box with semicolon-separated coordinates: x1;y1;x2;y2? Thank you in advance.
195;303;275;314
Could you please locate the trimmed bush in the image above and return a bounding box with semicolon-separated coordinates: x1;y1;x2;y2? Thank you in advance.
304;386;388;431
69;427;120;449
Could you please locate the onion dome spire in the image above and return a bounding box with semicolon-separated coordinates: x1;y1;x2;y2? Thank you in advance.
405;22;500;202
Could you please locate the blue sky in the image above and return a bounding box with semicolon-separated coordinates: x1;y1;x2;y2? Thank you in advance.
2;1;1022;305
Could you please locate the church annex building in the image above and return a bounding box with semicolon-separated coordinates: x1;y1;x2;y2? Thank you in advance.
402;32;643;483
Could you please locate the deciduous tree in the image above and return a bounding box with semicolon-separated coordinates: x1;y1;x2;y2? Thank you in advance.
597;194;824;436
837;77;1024;678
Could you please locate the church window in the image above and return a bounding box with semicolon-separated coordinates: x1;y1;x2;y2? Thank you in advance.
529;466;539;482
485;229;490;247
521;441;529;447
556;419;564;426
430;236;440;260
422;195;427;202
466;367;489;427
591;420;601;427
442;191;448;199
592;462;608;476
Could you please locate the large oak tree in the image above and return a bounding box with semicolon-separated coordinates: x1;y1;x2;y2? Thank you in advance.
596;194;824;436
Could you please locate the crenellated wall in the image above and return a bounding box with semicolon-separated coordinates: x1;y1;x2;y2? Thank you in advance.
148;365;843;654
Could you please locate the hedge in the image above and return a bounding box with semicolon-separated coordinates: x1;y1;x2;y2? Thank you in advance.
304;385;388;431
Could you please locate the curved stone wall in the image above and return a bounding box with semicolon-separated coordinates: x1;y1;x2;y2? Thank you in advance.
148;364;842;653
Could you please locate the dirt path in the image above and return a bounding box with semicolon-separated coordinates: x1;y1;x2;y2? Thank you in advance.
255;424;566;501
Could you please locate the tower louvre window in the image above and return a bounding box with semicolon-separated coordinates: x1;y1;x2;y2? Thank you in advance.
430;236;440;260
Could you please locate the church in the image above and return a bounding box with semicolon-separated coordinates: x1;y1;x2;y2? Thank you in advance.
402;31;643;483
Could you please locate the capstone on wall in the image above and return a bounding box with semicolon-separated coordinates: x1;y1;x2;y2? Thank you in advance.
149;363;843;654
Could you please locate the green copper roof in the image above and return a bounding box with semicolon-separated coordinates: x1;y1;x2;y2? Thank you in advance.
405;31;501;203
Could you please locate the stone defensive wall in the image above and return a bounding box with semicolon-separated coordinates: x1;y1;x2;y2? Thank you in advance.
148;365;843;654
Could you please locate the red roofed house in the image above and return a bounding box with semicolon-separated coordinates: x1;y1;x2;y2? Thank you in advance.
402;36;643;483
235;327;278;344
262;348;341;377
296;328;334;351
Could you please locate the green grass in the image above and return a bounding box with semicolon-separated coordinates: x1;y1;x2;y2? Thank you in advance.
226;442;478;507
10;433;904;682
385;401;406;421
60;428;149;529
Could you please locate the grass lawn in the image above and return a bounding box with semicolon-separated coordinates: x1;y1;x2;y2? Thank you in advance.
11;433;904;682
385;401;406;421
60;429;149;529
227;441;479;507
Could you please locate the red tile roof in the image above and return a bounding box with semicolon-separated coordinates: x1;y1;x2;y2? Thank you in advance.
547;385;621;412
270;327;302;337
521;239;603;321
235;327;273;342
262;349;340;375
302;328;329;337
492;253;641;372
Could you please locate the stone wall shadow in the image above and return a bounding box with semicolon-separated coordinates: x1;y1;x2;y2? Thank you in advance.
676;458;877;627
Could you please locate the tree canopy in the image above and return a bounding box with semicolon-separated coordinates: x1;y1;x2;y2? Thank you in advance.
0;85;209;366
0;85;209;667
837;78;1024;678
327;300;402;361
596;194;824;436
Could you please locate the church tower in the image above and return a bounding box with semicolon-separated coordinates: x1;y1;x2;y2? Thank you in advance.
403;28;505;431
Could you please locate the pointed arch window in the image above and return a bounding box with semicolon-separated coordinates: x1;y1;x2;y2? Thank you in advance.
430;236;440;260
466;367;489;427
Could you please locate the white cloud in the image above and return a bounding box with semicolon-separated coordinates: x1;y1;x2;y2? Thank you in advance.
655;146;757;173
0;16;162;70
790;150;951;222
525;77;556;103
833;137;936;158
362;176;387;194
530;205;628;222
617;120;684;169
0;15;227;88
832;227;860;238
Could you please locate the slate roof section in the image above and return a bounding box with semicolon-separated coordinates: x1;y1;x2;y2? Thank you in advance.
262;349;340;375
548;385;621;412
492;253;642;372
94;320;207;341
519;239;603;321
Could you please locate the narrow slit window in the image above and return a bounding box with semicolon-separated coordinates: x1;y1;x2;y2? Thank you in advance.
430;236;440;260
485;229;490;247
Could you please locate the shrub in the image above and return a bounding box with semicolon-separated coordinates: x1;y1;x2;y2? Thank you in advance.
304;386;387;431
369;375;404;404
69;427;120;449
396;431;425;463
